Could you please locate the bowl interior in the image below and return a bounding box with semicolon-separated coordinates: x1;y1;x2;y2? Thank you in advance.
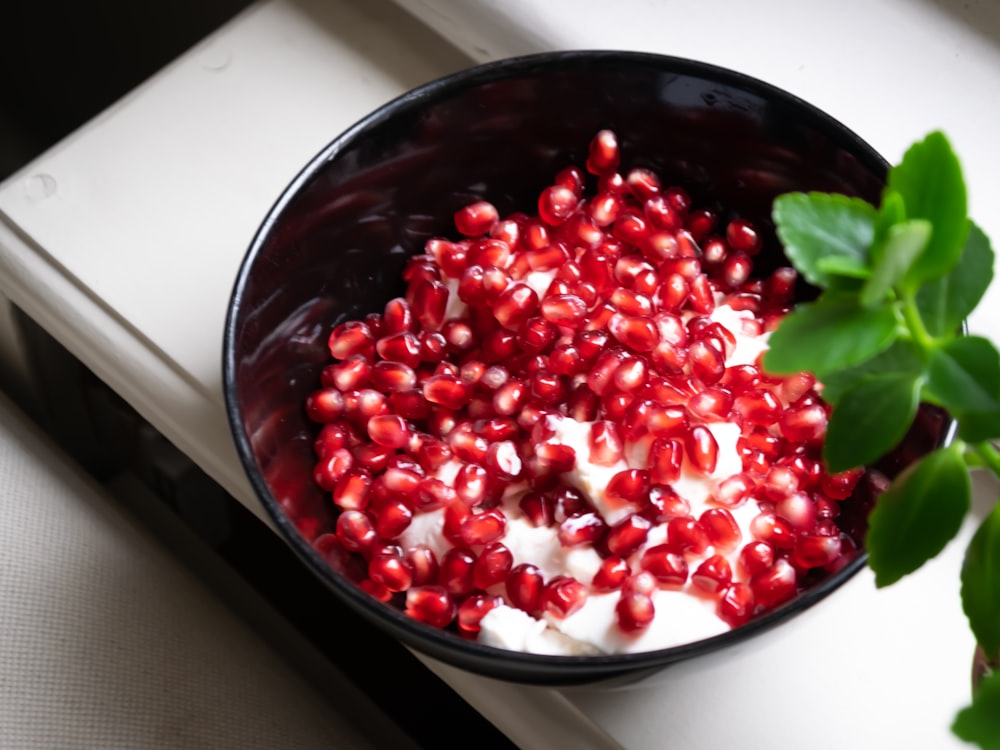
225;51;905;683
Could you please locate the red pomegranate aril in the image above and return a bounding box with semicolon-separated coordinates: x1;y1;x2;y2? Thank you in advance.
689;274;716;314
685;425;719;475
530;370;567;405
726;218;763;255
458;594;504;635
518;491;555;527
750;559;798;609
329;355;371;391
314;421;357;457
558;512;607;547
617;589;655;632
606;469;650;506
455;200;499;237
702;236;728;265
382;297;415;335
700;507;742;552
306;388;346;423
449;462;487;506
485;440;523;481
686;208;716;243
644;195;682;232
411;279;449;331
640;545;689;586
336;509;377;555
535;442;577;474
405;585;456;628
541;576;588;618
328;321;374;361
333;468;373;511
473;542;514;589
734;389;782;427
313;448;354;492
539;293;588;326
470;237;513;268
589;191;623;226
593;556;631;592
644;485;690;523
439;547;477;596
416;477;458;512
626;167;661;200
418;331;447;363
352;442;394;474
775;491;818;532
692;554;733;593
666;516;711;556
588;421;625;466
366;414;410;449
586;129;620;175
794;533;843;569
423;373;472;410
553;165;585;197
688;387;734;422
609;313;659;352
779;371;816;405
750;511;795;550
374;497;413;538
360;579;393;603
718;582;755;627
738;540;775;578
722;251;753;289
369;550;413;592
648;437;684;485
689;339;726;385
507;563;544;613
763;465;800;500
712;473;754;509
406;545;439;586
602;390;634;423
538;185;580;226
780;403;829;444
612;211;651;247
822;467;865;500
493;283;539;331
607;514;653;557
598;170;626;195
460;508;507;546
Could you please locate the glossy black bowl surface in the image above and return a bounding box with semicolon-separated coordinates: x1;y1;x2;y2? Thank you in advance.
223;51;945;684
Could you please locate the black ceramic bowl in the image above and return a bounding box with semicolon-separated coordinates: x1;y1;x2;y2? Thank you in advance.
223;50;951;684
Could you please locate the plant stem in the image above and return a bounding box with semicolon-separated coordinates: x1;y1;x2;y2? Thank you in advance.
901;293;935;350
970;441;1000;479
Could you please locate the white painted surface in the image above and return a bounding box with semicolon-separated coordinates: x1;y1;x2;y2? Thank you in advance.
0;0;997;747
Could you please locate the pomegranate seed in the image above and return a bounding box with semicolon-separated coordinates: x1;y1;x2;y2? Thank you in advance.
507;564;544;613
328;321;374;360
714;472;755;508
593;556;631;592
617;589;655;632
726;218;763;255
374;497;412;538
794;533;843;568
700;507;742;552
588;421;624;466
734;389;782;426
313;448;354;492
366;414;410;448
606;469;650;506
404;545;438;586
423;373;472;410
738;541;776;578
692;554;733;593
333;468;373;511
626;168;660;200
493;283;539;330
535;442;577;473
540;294;588;327
455;200;499;237
780;403;829;444
750;511;795;549
485;440;523;481
519;491;556;527
685;425;719;475
369;550;413;592
493;379;528;415
458;594;503;634
473;542;513;589
718;582;755;627
686;208;716;243
775;491;819;531
306;388;346;423
439;547;477;596
586;129;620;175
607;514;652;557
460;508;507;546
640;545;689;586
336;510;377;555
541;576;588;618
648;437;684;485
689;339;726;385
722;251;753;289
416;477;458;512
405;586;456;628
360;579;393;602
609;313;659;352
688;387;734;422
453;463;490;506
750;559;798;609
822;467;865;500
538;185;580;226
558;512;607;547
411;279;449;331
666;516;710;556
643;485;690;523
589;191;623;226
689;274;715;314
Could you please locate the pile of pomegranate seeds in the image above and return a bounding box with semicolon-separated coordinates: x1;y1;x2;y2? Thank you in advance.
305;130;863;654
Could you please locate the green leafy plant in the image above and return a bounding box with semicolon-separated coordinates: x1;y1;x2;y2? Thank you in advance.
765;131;1000;748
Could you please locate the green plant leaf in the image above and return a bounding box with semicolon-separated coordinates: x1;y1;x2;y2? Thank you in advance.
823;373;922;472
888;131;969;286
957;408;1000;442
819;339;925;405
872;189;906;254
762;293;898;376
866;442;970;587
815;255;871;279
859;219;931;307
953;668;1000;750
916;221;995;337
926;336;1000;415
772;192;876;287
962;503;1000;657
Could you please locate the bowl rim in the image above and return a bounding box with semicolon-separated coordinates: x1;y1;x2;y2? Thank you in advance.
223;49;935;681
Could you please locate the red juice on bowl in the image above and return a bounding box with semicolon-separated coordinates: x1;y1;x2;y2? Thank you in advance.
304;130;862;656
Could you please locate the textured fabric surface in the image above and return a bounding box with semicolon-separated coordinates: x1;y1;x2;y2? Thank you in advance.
0;393;379;750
